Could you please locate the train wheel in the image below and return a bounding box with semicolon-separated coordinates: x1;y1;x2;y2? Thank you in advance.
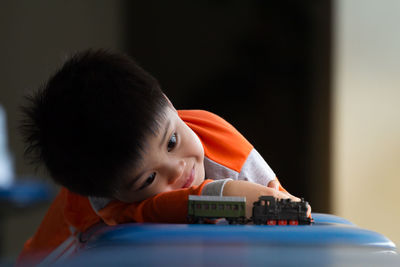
278;220;287;225
267;220;277;225
204;218;216;224
289;220;299;225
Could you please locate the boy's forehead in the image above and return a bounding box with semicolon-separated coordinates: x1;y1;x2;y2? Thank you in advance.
125;108;174;184
152;105;177;135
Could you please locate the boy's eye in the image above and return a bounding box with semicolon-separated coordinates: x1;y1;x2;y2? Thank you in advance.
139;173;156;190
167;133;177;152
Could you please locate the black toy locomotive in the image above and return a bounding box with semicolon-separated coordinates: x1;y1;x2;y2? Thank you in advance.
252;196;312;225
188;195;312;225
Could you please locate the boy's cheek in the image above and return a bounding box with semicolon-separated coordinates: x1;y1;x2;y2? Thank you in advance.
194;168;205;186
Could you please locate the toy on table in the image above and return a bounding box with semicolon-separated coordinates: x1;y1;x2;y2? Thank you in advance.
252;196;312;225
187;195;247;224
187;195;312;225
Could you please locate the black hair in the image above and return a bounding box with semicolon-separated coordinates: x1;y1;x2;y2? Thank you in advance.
20;49;168;197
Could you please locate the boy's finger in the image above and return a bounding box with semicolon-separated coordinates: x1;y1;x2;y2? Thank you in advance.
287;192;301;202
275;190;300;202
307;204;312;218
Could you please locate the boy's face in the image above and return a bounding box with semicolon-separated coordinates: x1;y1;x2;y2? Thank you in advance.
115;106;205;203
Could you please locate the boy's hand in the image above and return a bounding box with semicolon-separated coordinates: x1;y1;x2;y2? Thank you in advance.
267;179;312;218
223;180;301;218
267;179;300;201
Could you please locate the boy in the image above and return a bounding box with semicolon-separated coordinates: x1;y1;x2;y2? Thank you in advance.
17;49;307;265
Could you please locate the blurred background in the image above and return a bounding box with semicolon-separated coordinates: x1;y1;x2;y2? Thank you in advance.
0;0;399;262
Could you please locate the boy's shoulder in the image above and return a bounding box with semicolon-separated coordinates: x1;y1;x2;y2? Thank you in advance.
177;109;237;131
177;109;223;121
178;109;253;173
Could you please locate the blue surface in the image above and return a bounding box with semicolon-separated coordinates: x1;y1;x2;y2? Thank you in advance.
63;246;400;267
60;213;399;266
0;179;53;207
81;213;395;251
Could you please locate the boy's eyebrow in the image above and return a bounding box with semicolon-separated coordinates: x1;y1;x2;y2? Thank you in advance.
159;120;171;148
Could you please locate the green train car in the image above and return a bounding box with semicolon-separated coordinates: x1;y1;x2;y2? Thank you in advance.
187;195;246;224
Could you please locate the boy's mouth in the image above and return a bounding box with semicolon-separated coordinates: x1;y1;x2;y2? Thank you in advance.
181;166;195;188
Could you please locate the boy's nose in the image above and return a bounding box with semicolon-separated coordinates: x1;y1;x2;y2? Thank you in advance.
167;159;186;185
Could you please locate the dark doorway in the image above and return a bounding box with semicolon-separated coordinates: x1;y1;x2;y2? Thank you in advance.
123;0;332;212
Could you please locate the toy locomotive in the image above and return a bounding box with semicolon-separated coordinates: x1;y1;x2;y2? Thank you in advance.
252;196;312;225
187;195;312;225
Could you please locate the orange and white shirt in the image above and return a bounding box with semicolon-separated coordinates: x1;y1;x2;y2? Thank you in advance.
180;110;277;195
17;110;278;266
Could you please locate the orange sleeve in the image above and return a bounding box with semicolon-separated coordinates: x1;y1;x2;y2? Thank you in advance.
17;188;102;266
178;110;253;173
16;189;74;266
98;179;213;225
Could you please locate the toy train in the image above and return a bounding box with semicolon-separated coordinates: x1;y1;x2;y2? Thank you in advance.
187;195;312;225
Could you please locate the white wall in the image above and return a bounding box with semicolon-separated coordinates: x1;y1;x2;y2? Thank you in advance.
333;0;400;246
0;0;125;260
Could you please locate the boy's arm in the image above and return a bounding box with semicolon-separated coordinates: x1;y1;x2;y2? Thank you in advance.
98;180;213;225
97;179;309;225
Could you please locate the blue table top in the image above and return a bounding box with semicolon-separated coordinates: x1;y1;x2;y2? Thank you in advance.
81;213;395;251
58;213;399;266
